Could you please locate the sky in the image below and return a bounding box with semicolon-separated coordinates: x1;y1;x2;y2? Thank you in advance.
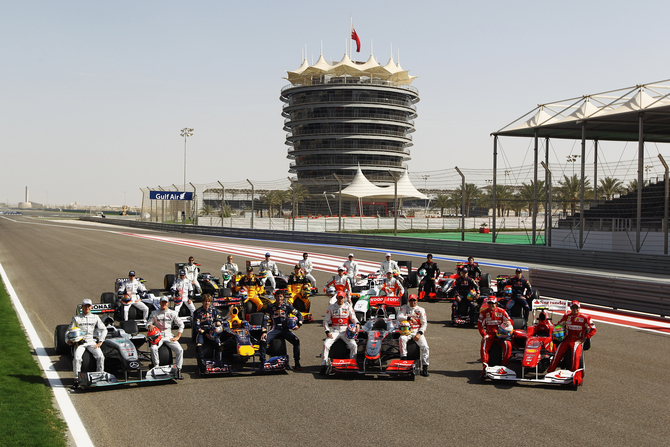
3;0;670;207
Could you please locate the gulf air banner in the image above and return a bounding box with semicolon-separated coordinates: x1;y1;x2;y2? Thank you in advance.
149;191;193;200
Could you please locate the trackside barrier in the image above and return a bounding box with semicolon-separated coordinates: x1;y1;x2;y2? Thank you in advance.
80;218;670;275
529;269;670;317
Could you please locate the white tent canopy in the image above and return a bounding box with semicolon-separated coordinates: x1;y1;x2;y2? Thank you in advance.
339;167;427;200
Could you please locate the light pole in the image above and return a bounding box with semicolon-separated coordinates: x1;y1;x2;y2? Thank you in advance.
421;175;430;213
180;127;193;223
567;154;580;175
180;128;194;192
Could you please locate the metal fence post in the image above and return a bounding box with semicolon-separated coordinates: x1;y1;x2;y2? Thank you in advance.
455;167;465;242
247;179;254;229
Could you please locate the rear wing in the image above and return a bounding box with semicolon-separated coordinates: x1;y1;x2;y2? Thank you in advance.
532;299;569;312
369;296;401;307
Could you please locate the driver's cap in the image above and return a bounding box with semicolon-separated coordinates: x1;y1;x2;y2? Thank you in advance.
82;299;93;306
570;300;581;308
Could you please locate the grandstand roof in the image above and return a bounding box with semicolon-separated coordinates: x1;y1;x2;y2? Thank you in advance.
493;80;670;143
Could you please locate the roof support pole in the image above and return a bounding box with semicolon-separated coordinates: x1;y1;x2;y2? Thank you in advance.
532;130;538;244
287;177;295;232
333;174;343;233
541;162;552;247
637;113;644;252
593;140;599;206
545;137;550;246
492;136;498;243
579;122;586;249
456;167;465;242
658;154;669;255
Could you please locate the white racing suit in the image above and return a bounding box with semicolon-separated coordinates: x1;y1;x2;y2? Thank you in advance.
343;260;359;284
299;258;317;288
260;260;279;290
322;302;359;365
221;262;239;277
170;277;196;316
147;308;185;369
117;278;150;321
68;314;108;378
184;263;201;294
397;304;429;366
379;259;400;276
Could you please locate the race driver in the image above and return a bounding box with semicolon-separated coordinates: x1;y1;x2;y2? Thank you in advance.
324;266;352;302
68;298;108;388
170;269;196;317
546;300;596;385
453;267;480;320
379;253;399;276
260;252;279;290
299;252;317;289
320;291;359;375
183;256;201;294
262;290;303;371
117;270;150;322
147;296;185;379
380;270;404;297
478;296;513;377
501;268;532;322
342;253;359;284
418;253;440;297
397;294;430;377
466;256;483;280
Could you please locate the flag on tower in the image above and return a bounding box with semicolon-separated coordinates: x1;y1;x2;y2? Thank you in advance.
351;24;361;53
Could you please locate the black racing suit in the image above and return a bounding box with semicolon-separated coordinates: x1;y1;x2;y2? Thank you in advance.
453;276;480;320
264;302;303;363
418;261;440;295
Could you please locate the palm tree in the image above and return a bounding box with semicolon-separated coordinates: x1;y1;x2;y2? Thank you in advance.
558;174;591;216
626;178;648;194
431;193;454;217
454;183;481;217
262;191;282;217
518;180;546;214
599;177;624;200
481;184;513;217
199;204;215;216
220;205;233;218
288;184;310;216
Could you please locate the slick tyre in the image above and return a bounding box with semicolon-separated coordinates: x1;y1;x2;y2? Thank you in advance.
54;324;69;355
100;292;116;305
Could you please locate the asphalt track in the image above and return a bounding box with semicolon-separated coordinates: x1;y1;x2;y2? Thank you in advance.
0;216;668;447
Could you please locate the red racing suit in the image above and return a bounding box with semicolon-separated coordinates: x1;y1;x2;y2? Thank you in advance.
547;312;596;384
478;307;513;367
380;277;404;297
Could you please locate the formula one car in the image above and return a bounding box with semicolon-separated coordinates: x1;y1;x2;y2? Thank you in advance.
286;283;313;322
246;260;290;295
54;304;178;390
482;299;585;386
100;277;162;329
196;307;290;376
164;262;226;300
324;298;420;379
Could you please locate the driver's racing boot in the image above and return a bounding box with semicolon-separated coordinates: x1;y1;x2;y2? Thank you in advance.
319;365;328;375
421;365;429;377
71;379;79;390
294;361;302;371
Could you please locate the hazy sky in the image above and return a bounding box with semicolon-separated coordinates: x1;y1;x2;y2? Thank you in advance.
3;0;670;207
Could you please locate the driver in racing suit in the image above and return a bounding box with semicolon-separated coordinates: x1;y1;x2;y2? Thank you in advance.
379;253;399;276
147;296;185;378
260;252;279;290
453;267;480;320
262;291;303;370
478;296;513;377
193;294;223;360
418;253;440;297
324;267;352;302
117;270;150;321
299;252;317;289
184;256;201;294
320;291;359;375
502;268;532;322
546;300;596;385
466;256;482;280
68;298;108;388
397;294;429;376
170;269;196;317
380;270;404;297
343;253;359;285
237;266;264;312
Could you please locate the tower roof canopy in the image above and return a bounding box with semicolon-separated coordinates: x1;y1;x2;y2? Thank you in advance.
340;167;427;199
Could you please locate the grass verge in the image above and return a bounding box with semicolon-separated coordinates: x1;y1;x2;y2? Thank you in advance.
0;281;67;447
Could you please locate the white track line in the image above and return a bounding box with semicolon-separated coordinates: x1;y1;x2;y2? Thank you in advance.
0;262;93;447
